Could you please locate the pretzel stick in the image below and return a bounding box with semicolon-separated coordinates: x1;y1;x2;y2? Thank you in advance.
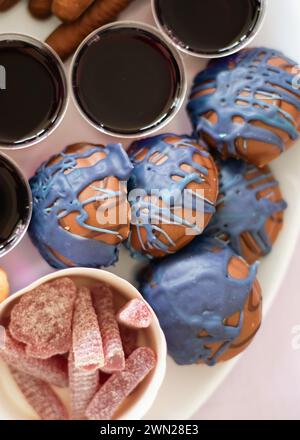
0;0;20;12
46;0;133;61
52;0;95;23
28;0;52;19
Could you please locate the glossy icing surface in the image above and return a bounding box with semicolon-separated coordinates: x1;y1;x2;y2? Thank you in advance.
206;159;287;262
29;143;133;269
188;48;300;165
140;236;258;366
127;134;218;258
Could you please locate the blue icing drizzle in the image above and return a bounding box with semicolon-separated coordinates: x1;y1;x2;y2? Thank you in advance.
29;143;133;269
140;236;258;366
205;158;287;258
187;47;300;157
127;134;216;258
210;46;300;75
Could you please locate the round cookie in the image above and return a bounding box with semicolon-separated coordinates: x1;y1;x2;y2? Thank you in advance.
29;143;133;269
127;134;219;258
187;47;300;167
140;236;262;366
206;159;287;264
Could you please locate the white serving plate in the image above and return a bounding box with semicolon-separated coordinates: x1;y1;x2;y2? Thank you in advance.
1;0;300;420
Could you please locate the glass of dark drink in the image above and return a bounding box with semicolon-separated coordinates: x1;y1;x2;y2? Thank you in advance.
0;34;68;149
0;153;32;257
152;0;267;58
70;22;186;138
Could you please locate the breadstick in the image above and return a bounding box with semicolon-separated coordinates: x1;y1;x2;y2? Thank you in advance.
28;0;52;19
52;0;95;23
0;0;20;12
46;0;133;61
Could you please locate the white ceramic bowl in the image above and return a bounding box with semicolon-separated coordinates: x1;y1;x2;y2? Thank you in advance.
0;268;167;420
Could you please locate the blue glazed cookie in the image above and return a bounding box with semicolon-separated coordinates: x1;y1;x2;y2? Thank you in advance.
205;158;287;263
127;133;218;259
140;236;261;366
29;143;133;269
187;47;300;167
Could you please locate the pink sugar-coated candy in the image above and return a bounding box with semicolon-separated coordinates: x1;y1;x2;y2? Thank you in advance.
85;347;156;420
9;277;77;359
119;324;138;358
0;331;68;388
72;286;104;371
69;350;99;420
10;368;68;420
92;285;125;373
117;299;152;329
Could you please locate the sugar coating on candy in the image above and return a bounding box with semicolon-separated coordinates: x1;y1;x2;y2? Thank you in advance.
72;286;104;371
86;347;156;420
92;284;125;373
69;350;99;420
10;368;68;420
9;277;77;359
0;331;68;388
117;299;152;329
119;325;138;358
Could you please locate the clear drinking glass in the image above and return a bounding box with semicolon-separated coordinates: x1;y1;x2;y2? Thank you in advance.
152;0;267;59
0;153;32;257
0;33;68;149
70;21;187;139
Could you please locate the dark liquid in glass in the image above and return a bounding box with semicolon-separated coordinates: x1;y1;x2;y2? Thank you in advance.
72;27;182;135
0;156;31;252
155;0;262;55
0;40;65;146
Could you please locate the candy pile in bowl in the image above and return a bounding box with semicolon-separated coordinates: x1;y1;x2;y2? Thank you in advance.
0;276;159;420
25;47;300;372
